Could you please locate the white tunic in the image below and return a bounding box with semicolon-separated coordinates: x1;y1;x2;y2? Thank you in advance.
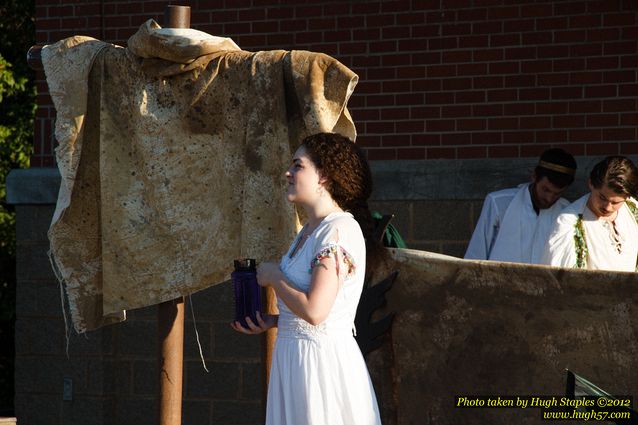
543;195;638;272
465;183;569;264
266;212;381;425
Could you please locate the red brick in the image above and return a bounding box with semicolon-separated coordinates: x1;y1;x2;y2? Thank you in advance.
502;131;534;144
353;28;380;40
604;70;636;84
488;145;519;158
382;80;412;93
267;33;294;47
456;91;485;103
570;14;601;28
603;128;636;140
622;26;638;40
458;146;487;159
503;103;535;116
520;116;552;130
457;63;488;76
585;85;617;98
238;34;266;47
367;149;397;161
441;23;472;36
555;30;587;43
412;134;441;146
488;6;520;19
367;121;394;134
38;19;61;30
381;54;411;67
617;108;638;124
604;13;636;26
400;120;425;134
536;74;568;86
519;88;550;101
380;108;410;120
488;89;517;102
588;0;621;13
537;17;569;30
553;115;586;128
587;28;620;42
399;39;430;51
383;26;411;39
412;51;442;65
586;143;619;155
553;58;585;72
538;45;570;58
142;1;166;14
427;147;456;159
570;72;603;85
457;8;488;21
523;32;553;45
620;143;638;154
570;43;603;57
474;76;503;89
441;78;471;91
396;12;425;26
352;2;381;14
367;94;395;107
366;14;396;27
471;131;502;144
47;5;74;17
426;119;455;132
535;130;568;143
412;79;442;92
472;49;503;62
521;144;553;157
586;114;619;127
489;61;519;74
210;10;238;22
396;93;425;105
340;42;366;54
473;104;503;117
224;22;251;34
369;40;398;52
267;7;294;20
441;50;472;63
552;86;583;99
296;5;323;18
441;133;472;146
586;57;619;70
536;102;569;114
489;118;519;130
505;74;535;87
397;148;426;160
428;37;458;50
411;106;440;119
503;18;534;32
570;129;602;141
457;119;486;131
425;10;457;23
519;60;550;74
356;135;381;148
554;1;587;15
396;66;426;79
620;55;638;68
604;41;637;55
472;21;502;34
382;135;411;147
569;100;602;113
556;143;586;155
253;21;279;33
442;105;472;118
619;84;638;96
490;34;520;47
427;65;456;78
323;2;351;16
459;35;489;48
368;67;396;80
411;25;439;38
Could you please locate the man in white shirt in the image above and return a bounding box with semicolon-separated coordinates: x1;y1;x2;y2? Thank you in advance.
543;156;638;272
465;148;577;264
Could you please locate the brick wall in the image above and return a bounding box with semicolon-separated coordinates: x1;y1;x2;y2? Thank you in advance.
32;0;638;167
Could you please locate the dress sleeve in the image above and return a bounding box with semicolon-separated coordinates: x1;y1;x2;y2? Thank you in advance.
308;217;361;280
542;213;578;268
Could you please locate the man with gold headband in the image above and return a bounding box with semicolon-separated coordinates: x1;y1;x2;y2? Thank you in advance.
543;156;638;272
465;148;577;264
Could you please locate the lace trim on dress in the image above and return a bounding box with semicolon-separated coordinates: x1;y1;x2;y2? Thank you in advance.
309;243;356;278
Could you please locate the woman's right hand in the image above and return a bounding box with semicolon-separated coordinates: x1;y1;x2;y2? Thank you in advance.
230;311;278;335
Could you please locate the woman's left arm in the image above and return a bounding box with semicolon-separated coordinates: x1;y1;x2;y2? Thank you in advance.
257;259;341;326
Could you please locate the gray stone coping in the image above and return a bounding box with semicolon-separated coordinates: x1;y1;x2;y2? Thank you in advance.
370;155;638;201
6;167;60;205
6;154;638;204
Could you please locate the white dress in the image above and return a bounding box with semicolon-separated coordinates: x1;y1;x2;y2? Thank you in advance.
266;212;382;425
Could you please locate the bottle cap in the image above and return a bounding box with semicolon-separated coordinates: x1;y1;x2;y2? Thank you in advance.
233;258;256;272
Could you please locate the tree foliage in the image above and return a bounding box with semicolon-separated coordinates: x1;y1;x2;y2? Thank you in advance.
0;0;35;415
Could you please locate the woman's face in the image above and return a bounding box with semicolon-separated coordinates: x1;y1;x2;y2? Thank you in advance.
285;145;325;205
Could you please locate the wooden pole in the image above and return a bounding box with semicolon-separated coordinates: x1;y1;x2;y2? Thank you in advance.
156;8;191;425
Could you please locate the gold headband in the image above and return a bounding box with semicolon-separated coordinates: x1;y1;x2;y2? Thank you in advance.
538;160;576;176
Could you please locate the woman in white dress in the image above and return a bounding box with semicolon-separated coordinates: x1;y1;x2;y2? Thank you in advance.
231;132;382;425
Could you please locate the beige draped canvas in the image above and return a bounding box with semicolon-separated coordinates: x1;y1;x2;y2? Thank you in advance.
42;20;358;333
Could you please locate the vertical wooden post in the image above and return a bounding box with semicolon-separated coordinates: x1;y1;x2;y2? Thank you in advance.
157;8;191;425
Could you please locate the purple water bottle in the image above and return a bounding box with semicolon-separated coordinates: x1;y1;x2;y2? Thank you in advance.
232;258;262;329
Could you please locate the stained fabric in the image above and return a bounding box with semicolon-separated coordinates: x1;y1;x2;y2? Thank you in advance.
42;20;358;333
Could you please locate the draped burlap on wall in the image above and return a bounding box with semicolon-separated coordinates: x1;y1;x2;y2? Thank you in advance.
42;20;358;333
